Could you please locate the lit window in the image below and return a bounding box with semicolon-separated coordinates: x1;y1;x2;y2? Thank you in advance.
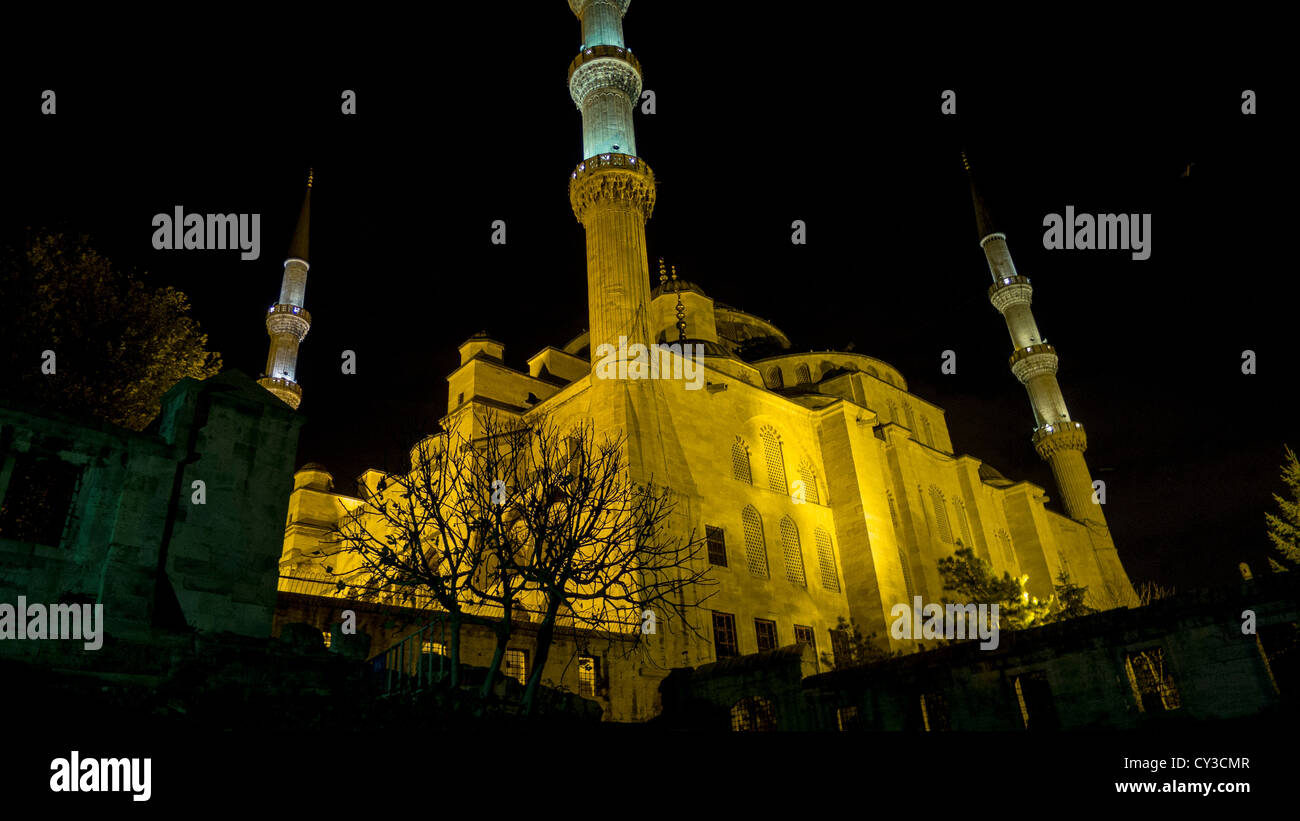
799;459;819;504
741;506;769;578
930;485;952;544
815;527;839;592
730;696;776;731
422;641;445;655
321;631;331;648
1125;648;1181;713
779;516;805;587
730;437;752;484
504;648;528;685
578;655;601;698
760;425;787;494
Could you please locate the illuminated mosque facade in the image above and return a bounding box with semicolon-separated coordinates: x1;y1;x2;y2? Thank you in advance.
267;0;1137;721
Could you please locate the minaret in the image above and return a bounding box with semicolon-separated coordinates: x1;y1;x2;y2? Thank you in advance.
966;152;1133;601
258;171;313;409
567;0;655;356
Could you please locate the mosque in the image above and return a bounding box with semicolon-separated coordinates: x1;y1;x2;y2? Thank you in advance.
266;0;1137;721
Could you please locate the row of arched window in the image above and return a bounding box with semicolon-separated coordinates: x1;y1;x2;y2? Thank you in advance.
732;427;821;503
884;398;940;449
739;505;840;592
763;361;897;390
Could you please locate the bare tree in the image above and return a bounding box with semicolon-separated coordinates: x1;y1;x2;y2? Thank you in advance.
323;407;717;717
490;411;717;716
320;414;526;694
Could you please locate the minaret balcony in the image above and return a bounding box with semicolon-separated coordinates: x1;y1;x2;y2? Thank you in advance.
1031;420;1087;458
569;153;656;222
568;44;642;109
1008;343;1058;381
567;44;641;83
266;303;311;339
988;275;1033;312
258;376;303;404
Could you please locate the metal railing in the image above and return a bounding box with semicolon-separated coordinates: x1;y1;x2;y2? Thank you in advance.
379;618;451;695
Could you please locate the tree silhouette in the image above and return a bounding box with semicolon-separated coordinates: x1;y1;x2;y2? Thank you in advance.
0;230;221;430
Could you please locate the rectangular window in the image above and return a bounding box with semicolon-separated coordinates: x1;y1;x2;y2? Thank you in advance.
1014;671;1058;729
1124;648;1181;713
755;618;778;652
836;705;862;731
706;525;728;567
578;655;601;698
713;611;738;658
0;453;83;547
422;641;445;655
794;624;815;649
504;648;528;685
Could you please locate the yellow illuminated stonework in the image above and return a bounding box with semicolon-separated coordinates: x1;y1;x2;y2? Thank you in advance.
274;1;1137;723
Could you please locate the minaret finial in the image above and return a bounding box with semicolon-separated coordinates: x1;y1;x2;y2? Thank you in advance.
672;264;687;342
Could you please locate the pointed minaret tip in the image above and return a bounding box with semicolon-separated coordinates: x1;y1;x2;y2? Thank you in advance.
287;170;312;263
962;149;996;243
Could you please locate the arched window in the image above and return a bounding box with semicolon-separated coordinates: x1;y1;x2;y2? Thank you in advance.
760;425;787;494
795;363;811;385
731;437;752;484
921;416;934;446
956;500;973;549
780;515;806;586
888;491;915;601
799;458;819;504
887;398;898;425
866;366;879;378
731;696;776;731
742;505;769;578
814;527;839;592
997;528;1015;566
766;367;783;389
930;485;952;544
904;402;917;432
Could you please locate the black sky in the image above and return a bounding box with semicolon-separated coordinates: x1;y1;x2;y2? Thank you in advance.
0;7;1288;593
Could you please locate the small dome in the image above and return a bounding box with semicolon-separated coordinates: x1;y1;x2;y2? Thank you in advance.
294;463;335;492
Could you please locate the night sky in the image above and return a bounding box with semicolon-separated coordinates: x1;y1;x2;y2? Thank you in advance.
1;7;1287;594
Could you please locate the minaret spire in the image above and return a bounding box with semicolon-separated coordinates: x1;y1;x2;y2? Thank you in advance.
970;152;1133;601
258;171;314;409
